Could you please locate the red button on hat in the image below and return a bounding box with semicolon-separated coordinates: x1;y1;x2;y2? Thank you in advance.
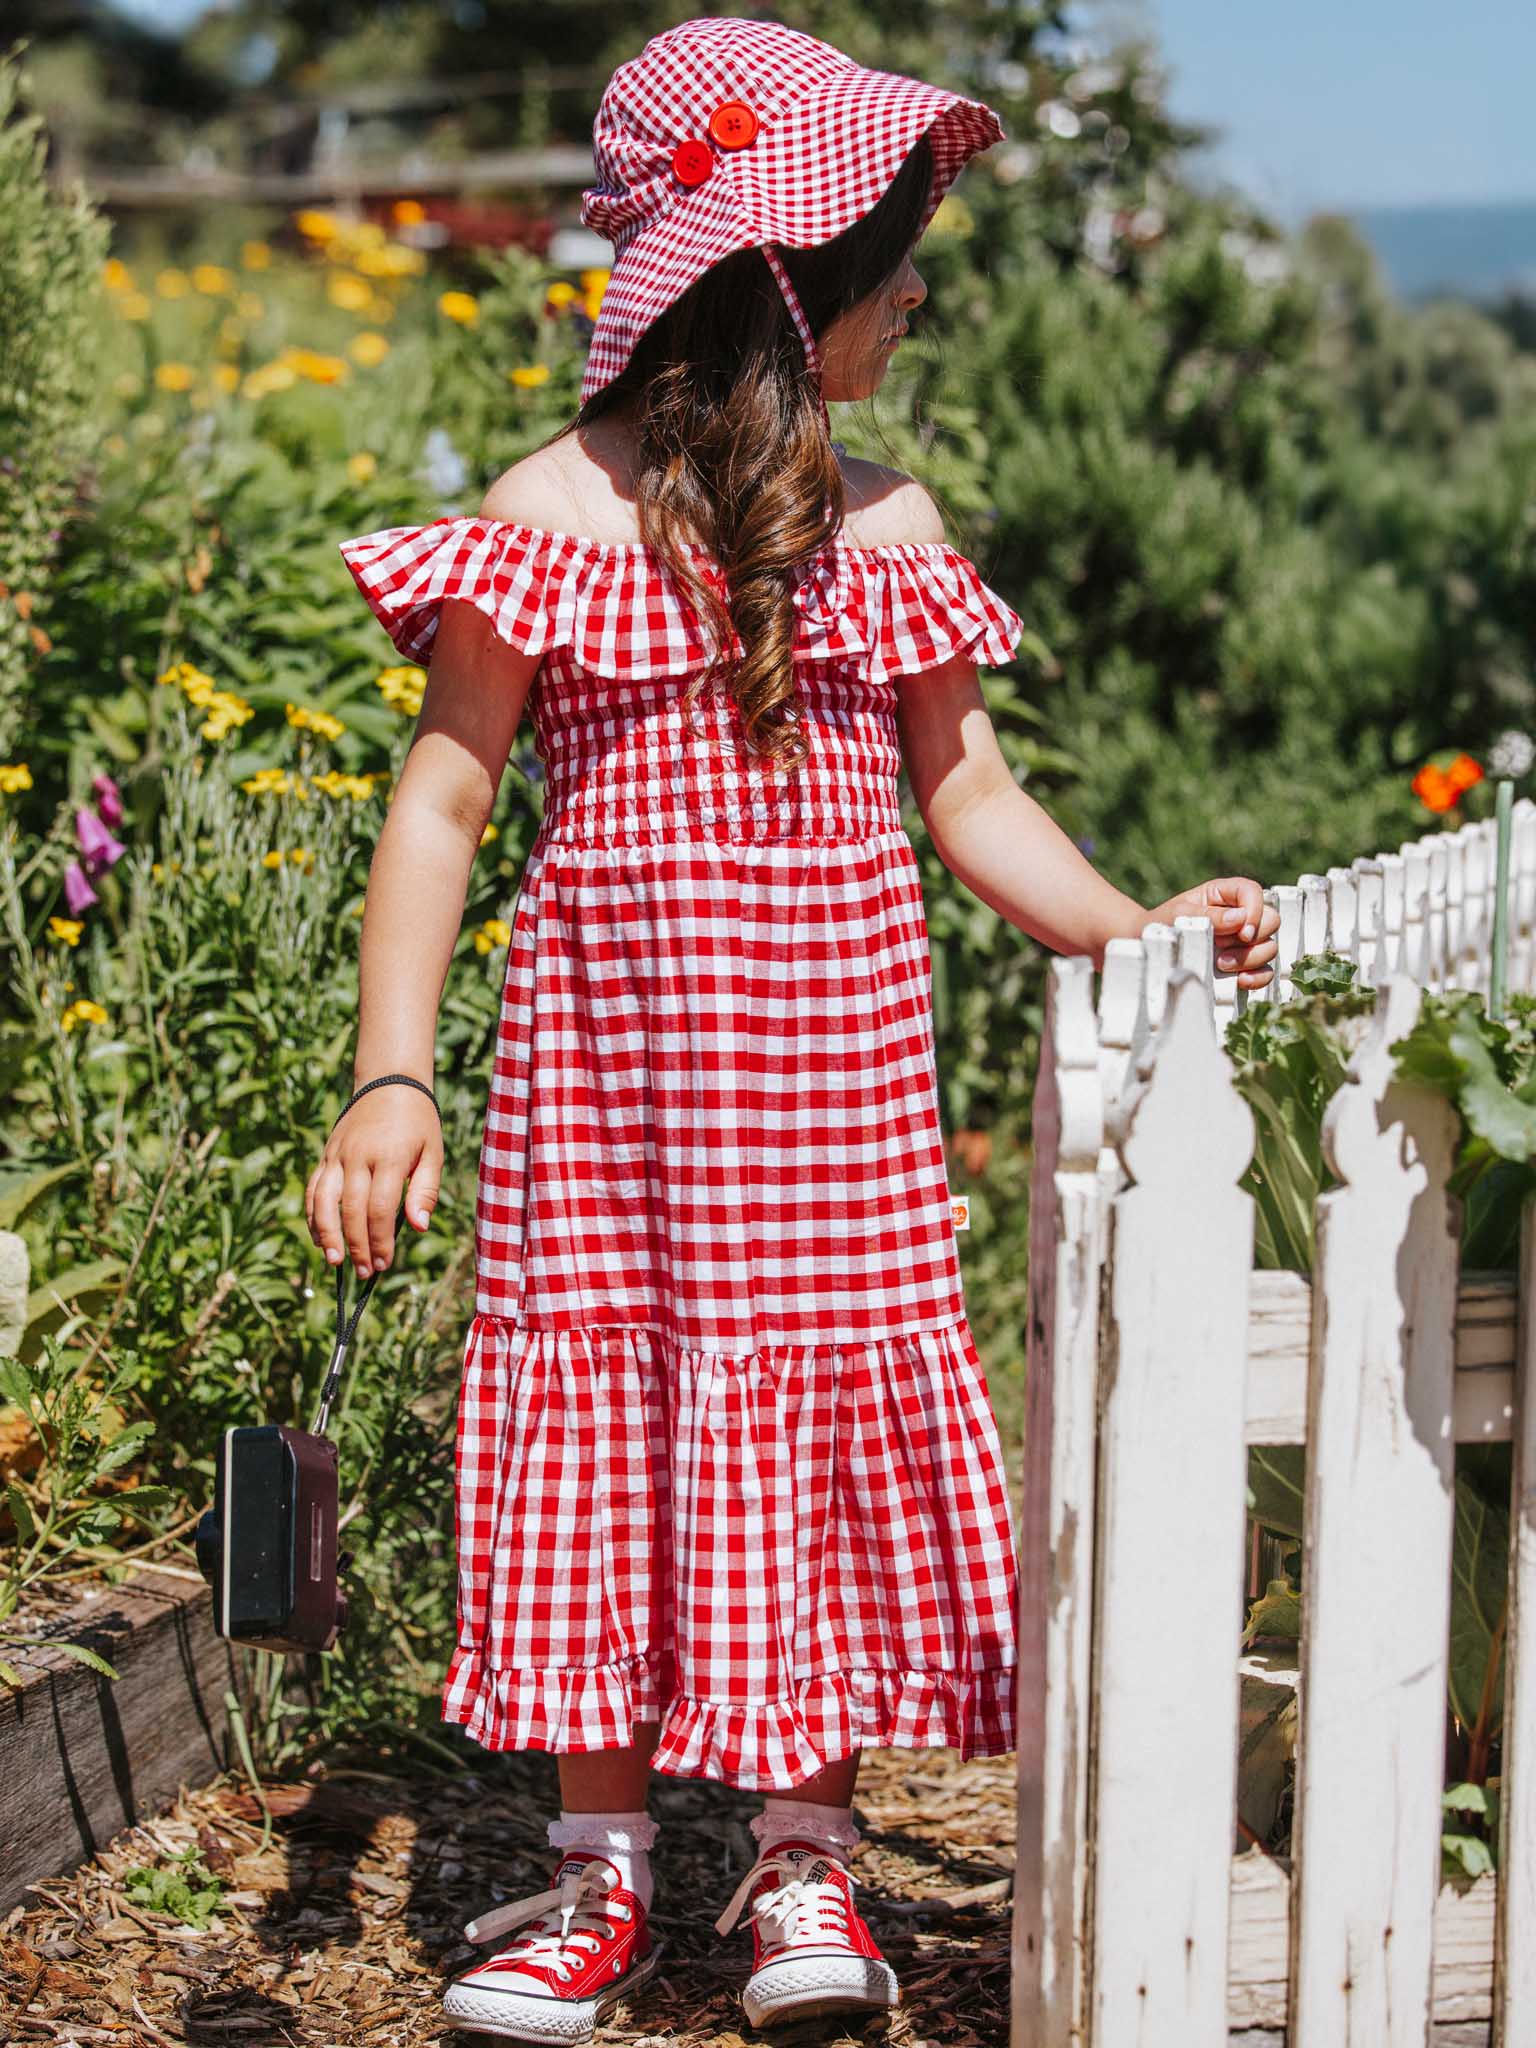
671;138;714;187
708;99;759;149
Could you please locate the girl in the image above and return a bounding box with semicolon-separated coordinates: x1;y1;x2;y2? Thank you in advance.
310;18;1279;2041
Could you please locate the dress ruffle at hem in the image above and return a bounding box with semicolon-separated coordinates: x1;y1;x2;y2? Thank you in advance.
442;1646;1016;1793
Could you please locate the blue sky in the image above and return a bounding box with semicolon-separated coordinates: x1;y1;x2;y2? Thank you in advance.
111;0;1528;219
1142;0;1531;220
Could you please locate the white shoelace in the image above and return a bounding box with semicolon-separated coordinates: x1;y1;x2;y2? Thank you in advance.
464;1863;633;1985
713;1847;857;1946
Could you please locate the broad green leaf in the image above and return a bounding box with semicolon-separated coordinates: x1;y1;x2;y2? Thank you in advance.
0;1161;77;1230
1243;1578;1301;1644
5;1481;35;1542
1449;1458;1510;1736
1442;1832;1495;1881
1444;1781;1492;1817
24;1259;126;1331
1248;1446;1306;1540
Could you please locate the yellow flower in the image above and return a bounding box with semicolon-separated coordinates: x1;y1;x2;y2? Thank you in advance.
151;858;184;880
279;346;349;385
193;264;233;295
308;769;378;801
347;452;379;485
508;364;551;388
61;999;108;1032
473;918;512;954
154;362;196;393
241;241;272;270
392;199;427;225
156;267;190;298
157;660;219;701
242;362;297;399
212;364;241;394
286;702;347;741
118;292;152;321
328;272;373;313
376;665;426;715
580;268;611;297
102;258;134;292
290;847;316;872
104;433;128;456
439;290;479;326
49;916;83;946
236;292;265;320
295;209;340;243
582;289;604;322
262;848;285;868
199;690;255;742
349;330;390;368
0;762;33;793
479;822;499;846
370;244;424;280
242;768;296;795
545;281;580;312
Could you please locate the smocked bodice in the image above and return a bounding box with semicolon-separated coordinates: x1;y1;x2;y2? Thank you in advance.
338;517;1024;847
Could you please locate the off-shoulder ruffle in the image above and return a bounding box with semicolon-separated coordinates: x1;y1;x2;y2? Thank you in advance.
442;1645;1016;1793
337;516;1024;683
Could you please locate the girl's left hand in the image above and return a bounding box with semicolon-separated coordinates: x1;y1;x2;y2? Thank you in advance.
1143;876;1281;989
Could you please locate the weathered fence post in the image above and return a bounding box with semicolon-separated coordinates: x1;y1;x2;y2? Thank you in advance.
1013;957;1108;2048
1496;1199;1536;2038
1088;970;1255;2043
1289;974;1461;2045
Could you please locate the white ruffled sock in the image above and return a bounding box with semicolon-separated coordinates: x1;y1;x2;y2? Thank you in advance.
750;1796;863;1866
547;1807;659;1912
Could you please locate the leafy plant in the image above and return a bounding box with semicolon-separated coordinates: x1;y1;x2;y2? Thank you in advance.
122;1844;226;1928
1442;1780;1500;1885
0;1330;170;1682
1230;954;1536;1864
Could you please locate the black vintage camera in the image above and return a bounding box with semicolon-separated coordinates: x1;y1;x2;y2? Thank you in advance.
196;1261;376;1654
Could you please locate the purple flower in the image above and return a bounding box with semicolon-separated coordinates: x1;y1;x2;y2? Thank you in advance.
91;773;124;828
1075;834;1097;858
75;806;125;875
63;861;99;913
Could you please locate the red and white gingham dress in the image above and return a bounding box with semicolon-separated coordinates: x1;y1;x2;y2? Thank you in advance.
339;514;1024;1791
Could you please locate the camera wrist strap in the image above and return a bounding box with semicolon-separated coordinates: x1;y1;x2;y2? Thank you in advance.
312;1258;378;1436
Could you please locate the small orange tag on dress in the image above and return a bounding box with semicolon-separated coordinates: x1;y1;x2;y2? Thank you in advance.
950;1193;970;1231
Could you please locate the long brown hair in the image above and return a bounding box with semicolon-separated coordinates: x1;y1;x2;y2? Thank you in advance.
559;132;936;775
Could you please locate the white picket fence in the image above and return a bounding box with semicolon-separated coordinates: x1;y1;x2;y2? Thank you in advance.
1010;800;1536;2046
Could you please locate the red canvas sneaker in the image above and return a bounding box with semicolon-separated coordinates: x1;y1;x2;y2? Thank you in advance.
713;1836;899;2029
443;1849;662;2043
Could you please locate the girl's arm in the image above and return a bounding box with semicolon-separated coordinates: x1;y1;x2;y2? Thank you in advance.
896;654;1280;982
306;598;542;1279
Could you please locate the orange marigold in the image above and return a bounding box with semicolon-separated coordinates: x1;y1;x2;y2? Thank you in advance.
1446;752;1484;794
1412;763;1458;813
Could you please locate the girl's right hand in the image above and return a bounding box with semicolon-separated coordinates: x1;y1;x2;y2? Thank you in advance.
305;1091;444;1279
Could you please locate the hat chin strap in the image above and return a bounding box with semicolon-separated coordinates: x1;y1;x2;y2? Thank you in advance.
760;244;832;436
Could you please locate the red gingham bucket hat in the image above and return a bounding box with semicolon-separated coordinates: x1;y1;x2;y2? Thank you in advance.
578;17;1007;408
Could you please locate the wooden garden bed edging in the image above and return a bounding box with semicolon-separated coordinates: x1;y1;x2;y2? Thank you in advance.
0;1563;249;1917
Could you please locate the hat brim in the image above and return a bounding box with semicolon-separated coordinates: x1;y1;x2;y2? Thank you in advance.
579;67;1003;402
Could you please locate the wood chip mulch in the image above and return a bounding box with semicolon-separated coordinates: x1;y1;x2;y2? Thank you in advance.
0;1746;1015;2048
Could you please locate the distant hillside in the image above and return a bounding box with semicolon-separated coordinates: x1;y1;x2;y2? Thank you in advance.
1346;199;1536;305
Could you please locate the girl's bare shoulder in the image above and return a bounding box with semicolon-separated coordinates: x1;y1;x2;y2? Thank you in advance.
478;421;647;542
838;455;946;549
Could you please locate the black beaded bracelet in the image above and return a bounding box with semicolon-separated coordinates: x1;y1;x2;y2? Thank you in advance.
331;1073;442;1136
